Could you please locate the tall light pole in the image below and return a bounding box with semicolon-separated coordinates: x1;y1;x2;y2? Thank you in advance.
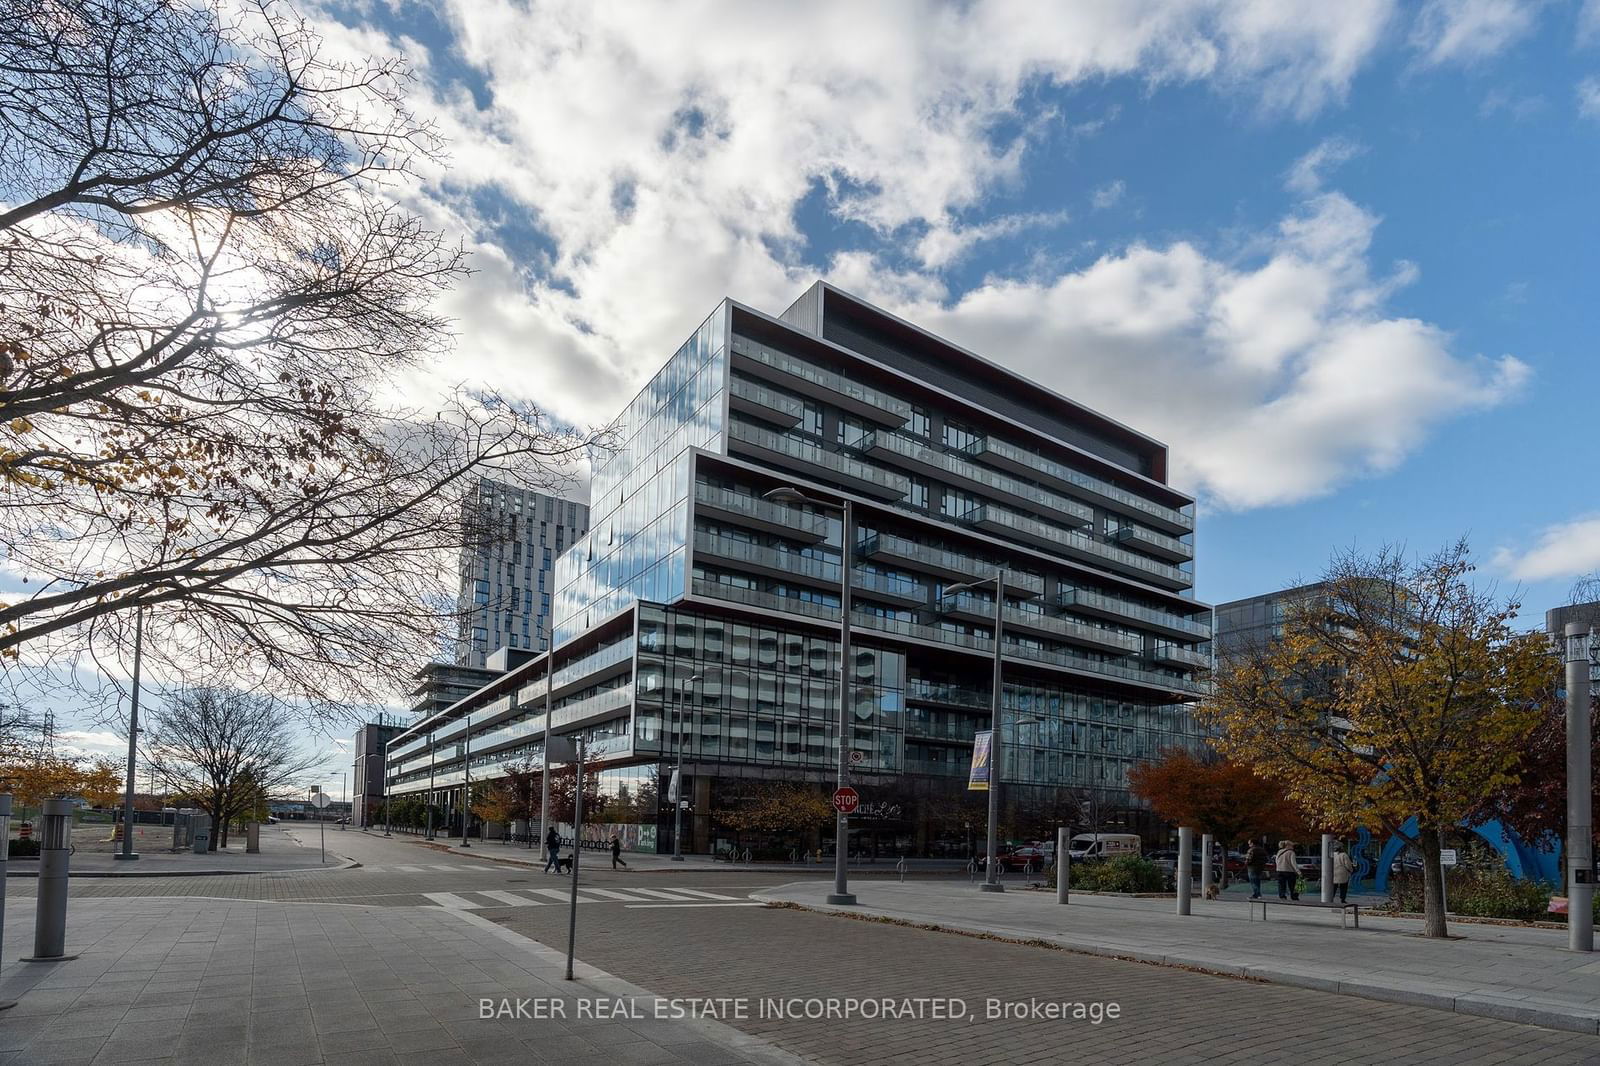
338;770;347;831
672;673;702;861
764;486;855;905
115;607;145;862
382;738;393;837
460;715;473;848
538;650;555;851
942;568;1007;892
1565;621;1594;952
425;729;436;840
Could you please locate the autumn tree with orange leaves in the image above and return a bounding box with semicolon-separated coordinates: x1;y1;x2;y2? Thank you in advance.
1129;749;1309;855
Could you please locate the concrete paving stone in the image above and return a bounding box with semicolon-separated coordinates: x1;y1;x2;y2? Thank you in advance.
318;1049;400;1066
21;1035;111;1066
316;1027;392;1054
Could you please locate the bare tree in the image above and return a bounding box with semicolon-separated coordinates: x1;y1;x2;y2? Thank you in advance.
0;0;590;720
143;687;315;849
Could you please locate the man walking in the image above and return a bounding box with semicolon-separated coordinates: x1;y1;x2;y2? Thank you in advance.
611;834;628;870
1245;839;1267;899
543;825;561;874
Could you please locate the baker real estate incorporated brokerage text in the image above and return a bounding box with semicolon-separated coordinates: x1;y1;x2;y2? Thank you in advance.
480;997;1123;1025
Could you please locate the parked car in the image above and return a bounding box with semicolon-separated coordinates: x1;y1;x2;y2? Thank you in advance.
265;816;279;825
1000;846;1050;872
1066;833;1141;861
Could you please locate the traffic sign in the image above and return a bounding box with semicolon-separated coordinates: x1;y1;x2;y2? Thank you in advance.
311;792;331;809
832;787;860;815
1439;848;1457;867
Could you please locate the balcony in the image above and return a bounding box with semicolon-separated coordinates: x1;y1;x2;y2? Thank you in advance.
552;637;635;693
862;432;1092;527
906;678;990;709
1001;606;1144;655
965;436;1193;534
1012;643;1211;697
852;569;928;607
728;420;910;500
549;683;634;733
852;612;996;655
731;335;911;426
1152;644;1212;672
1058;589;1211;641
694;530;839;588
962;506;1192;590
694;482;829;543
728;375;804;428
1112;525;1193;563
691;578;840;624
859;532;1044;596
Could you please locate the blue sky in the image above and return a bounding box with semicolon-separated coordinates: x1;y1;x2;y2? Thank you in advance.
32;1;1600;779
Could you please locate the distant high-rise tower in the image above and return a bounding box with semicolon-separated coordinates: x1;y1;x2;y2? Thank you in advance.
456;478;589;667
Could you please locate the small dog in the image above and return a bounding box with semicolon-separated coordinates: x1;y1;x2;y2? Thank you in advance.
1203;882;1221;901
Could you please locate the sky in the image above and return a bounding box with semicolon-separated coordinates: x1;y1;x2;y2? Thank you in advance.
27;0;1600;783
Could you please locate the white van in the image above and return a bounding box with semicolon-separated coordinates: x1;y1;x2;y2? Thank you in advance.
1067;833;1141;861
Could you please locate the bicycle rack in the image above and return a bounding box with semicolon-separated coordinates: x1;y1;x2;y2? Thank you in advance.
897;858;908;882
967;859;979;882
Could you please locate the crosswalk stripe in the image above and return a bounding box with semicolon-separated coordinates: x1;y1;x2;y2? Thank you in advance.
428;865;459;871
529;887;602;904
624;887;710;901
656;888;743;901
479;890;544;907
395;865;427;873
624;902;767;909
576;888;654;901
462;865;498;871
423;892;482;910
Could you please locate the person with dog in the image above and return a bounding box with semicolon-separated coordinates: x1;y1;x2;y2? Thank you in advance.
1274;839;1301;900
544;824;562;874
1245;839;1268;899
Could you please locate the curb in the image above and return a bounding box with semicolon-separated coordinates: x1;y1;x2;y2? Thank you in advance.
752;892;1600;1037
5;856;358;879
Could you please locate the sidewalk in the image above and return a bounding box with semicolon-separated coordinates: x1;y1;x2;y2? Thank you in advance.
754;879;1600;1036
6;826;348;878
0;895;801;1065
418;836;965;876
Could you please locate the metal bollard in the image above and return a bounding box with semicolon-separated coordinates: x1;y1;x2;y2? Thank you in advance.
1057;827;1070;905
967;858;978;883
897;857;907;882
1176;827;1193;916
28;798;76;961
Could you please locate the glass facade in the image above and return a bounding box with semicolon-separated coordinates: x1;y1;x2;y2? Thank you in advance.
552;306;728;643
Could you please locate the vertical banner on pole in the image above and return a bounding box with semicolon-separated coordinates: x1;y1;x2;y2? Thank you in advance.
967;731;992;791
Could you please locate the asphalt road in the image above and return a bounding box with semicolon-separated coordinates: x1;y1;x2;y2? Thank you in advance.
12;827;1598;1065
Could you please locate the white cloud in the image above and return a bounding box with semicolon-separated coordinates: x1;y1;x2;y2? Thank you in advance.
287;1;1525;512
1410;0;1542;66
879;193;1528;510
1579;76;1600;119
1493;515;1600;580
1581;0;1600;42
1285;136;1365;194
1091;180;1126;210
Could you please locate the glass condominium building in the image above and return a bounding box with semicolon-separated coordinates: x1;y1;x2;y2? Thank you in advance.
386;283;1210;857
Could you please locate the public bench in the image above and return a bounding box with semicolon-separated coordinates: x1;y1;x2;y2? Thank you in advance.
1246;897;1360;929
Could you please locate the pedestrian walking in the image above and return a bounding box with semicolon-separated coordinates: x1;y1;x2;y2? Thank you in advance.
611;834;627;870
1331;845;1355;904
1245;839;1268;899
543;825;561;874
1274;840;1300;900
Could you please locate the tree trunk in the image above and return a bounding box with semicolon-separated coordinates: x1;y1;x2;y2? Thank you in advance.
1419;830;1448;938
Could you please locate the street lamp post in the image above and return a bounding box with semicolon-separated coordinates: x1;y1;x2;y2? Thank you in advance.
1565;622;1594;953
672;673;702;861
425;729;436;840
339;770;347;832
942;569;1007;892
382;740;393;837
115;607;145;862
764;486;855;905
460;716;473;848
539;650;555;852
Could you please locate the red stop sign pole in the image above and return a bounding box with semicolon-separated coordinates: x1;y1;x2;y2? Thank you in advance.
832;787;860;816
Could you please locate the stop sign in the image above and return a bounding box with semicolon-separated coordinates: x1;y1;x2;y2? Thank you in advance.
832;787;860;815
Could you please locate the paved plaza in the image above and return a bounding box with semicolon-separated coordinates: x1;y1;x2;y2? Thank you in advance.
2;827;1598;1064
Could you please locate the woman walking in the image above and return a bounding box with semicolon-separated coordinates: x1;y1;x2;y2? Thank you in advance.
1274;840;1301;901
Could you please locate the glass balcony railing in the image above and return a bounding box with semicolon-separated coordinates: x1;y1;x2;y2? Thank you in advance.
732;335;912;424
550;683;634;732
692;578;840;622
964;506;1191;589
553;637;635;690
1152;644;1212;671
1015;643;1211;696
864;432;1092;527
1002;606;1143;654
906;678;990;709
966;436;1193;533
728;375;805;426
694;482;831;541
851;569;928;604
1058;589;1211;640
859;532;1045;596
1112;525;1194;562
728;420;910;500
694;530;840;585
852;612;995;655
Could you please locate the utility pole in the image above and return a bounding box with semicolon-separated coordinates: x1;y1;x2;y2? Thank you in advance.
1565;622;1594;952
